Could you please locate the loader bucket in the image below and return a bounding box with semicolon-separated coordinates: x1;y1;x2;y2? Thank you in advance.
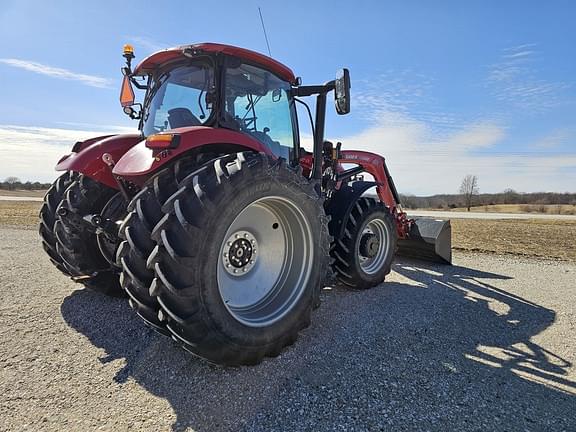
397;217;452;264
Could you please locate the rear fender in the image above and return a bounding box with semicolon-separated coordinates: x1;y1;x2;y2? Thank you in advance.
56;134;142;189
71;134;113;153
112;126;271;185
325;181;378;240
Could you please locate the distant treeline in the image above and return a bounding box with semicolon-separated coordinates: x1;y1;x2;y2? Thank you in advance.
0;180;52;191
399;190;576;209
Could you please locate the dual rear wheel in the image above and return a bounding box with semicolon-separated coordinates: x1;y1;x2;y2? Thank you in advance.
118;152;397;365
40;173;123;296
119;152;330;365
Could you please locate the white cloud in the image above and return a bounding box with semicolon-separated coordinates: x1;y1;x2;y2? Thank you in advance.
530;129;573;150
0;59;112;88
126;35;170;53
333;115;576;195
0;125;137;183
502;50;535;59
442;123;505;150
487;45;570;111
317;64;575;194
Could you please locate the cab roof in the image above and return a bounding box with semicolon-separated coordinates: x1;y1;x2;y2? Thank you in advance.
133;42;297;84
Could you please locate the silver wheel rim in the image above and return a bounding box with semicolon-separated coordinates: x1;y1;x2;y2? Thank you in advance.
217;196;314;327
357;218;390;275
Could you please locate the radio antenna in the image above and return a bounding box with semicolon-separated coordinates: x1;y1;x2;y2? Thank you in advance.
258;7;272;57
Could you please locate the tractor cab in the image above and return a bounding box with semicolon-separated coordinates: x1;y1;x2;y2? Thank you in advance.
120;43;301;162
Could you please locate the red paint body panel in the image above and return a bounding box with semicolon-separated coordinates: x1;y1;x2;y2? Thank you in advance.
338;151;397;208
72;134;113;153
112;126;271;184
299;150;396;206
134;43;297;84
300;150;411;238
56;134;142;189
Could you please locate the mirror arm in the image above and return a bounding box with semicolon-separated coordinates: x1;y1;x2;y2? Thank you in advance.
292;81;335;97
130;77;148;90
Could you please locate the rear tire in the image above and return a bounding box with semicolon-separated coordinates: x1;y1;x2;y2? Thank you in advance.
55;175;123;296
39;172;78;274
117;157;200;335
149;152;330;365
331;197;397;289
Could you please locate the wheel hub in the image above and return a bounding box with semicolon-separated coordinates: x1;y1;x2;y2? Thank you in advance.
359;233;379;258
223;230;258;276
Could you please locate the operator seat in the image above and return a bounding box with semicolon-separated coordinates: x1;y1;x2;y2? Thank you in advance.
168;108;202;129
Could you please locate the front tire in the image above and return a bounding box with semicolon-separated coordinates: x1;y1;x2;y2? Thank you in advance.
149;152;330;365
331;197;397;289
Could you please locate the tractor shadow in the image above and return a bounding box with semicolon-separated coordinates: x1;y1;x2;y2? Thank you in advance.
61;258;575;431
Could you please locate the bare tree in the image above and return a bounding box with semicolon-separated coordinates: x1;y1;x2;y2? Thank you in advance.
459;175;479;211
4;176;20;191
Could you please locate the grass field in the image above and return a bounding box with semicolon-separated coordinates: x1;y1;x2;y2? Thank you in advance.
425;203;576;215
0;189;47;197
2;201;575;262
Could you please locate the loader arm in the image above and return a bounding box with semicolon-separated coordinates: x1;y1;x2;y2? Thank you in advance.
300;149;411;237
337;150;400;210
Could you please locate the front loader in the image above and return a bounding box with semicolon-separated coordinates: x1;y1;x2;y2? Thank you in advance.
39;42;451;365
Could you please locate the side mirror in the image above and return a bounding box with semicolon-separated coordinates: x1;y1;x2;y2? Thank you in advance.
120;74;135;108
123;104;141;120
334;68;351;115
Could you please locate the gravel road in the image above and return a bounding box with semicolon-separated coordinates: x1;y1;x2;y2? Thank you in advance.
0;227;574;431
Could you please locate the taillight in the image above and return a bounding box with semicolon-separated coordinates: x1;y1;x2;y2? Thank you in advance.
145;133;180;149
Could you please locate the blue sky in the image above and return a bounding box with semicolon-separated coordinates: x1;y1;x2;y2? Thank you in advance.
1;0;575;194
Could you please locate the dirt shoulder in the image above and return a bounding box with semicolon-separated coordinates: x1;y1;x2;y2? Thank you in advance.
421;203;576;215
0;201;42;227
452;218;576;262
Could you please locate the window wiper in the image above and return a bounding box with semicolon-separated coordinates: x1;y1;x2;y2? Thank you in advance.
142;71;171;122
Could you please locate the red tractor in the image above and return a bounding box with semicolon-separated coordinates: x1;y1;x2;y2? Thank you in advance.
40;43;451;365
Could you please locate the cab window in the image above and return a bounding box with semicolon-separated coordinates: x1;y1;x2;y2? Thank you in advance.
224;63;295;159
142;63;214;136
